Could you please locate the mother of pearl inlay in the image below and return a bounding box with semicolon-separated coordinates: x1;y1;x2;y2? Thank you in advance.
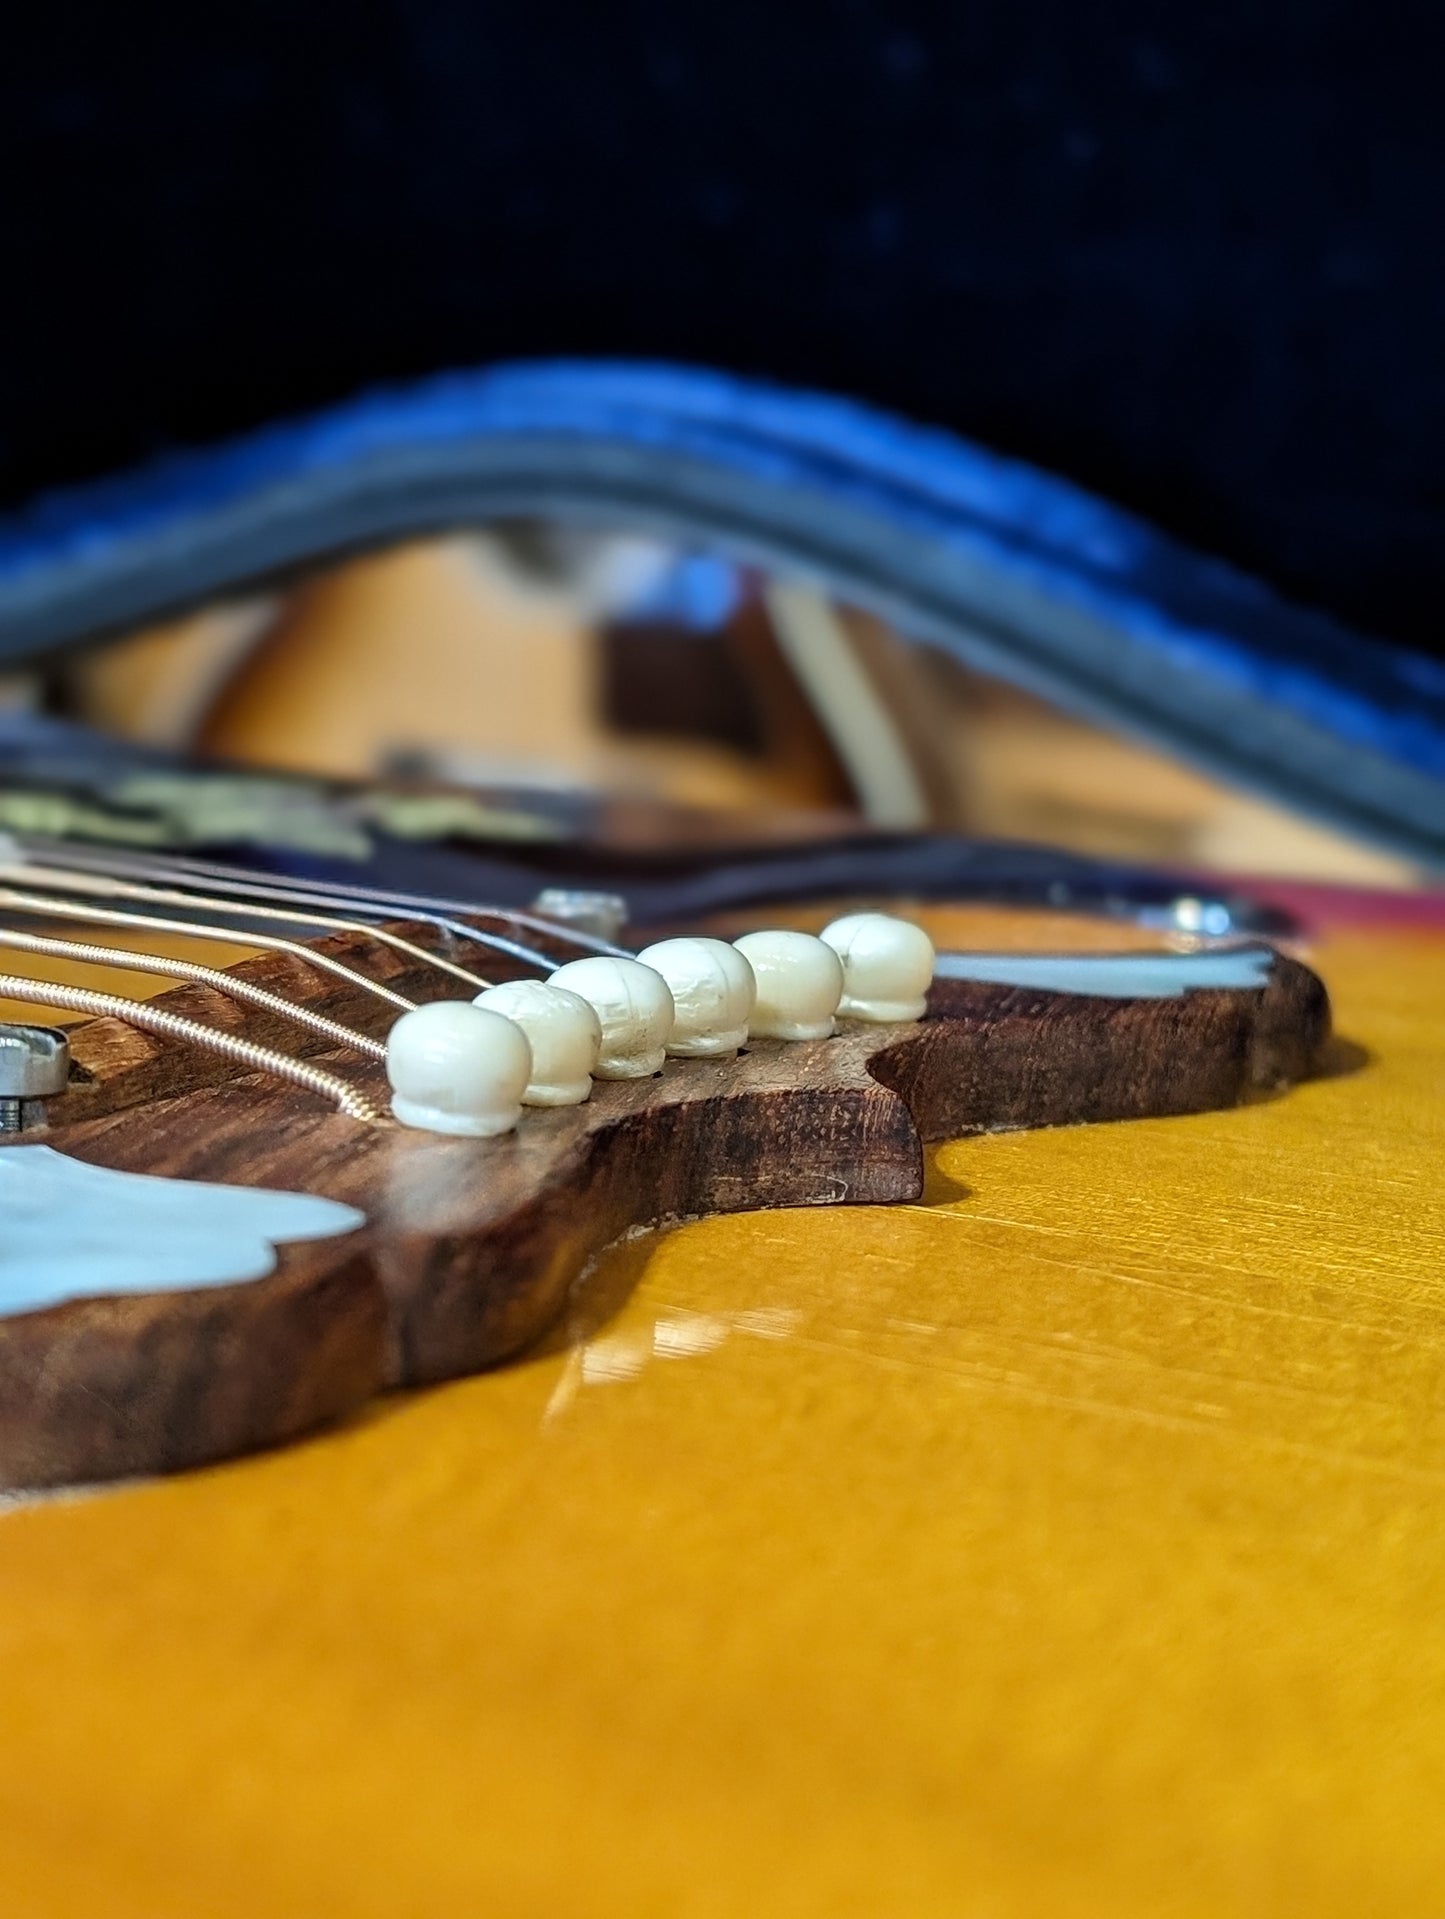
0;1146;364;1319
932;946;1276;1000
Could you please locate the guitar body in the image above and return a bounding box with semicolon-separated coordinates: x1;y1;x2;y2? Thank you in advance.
2;907;1440;1919
1;907;1328;1490
0;422;1425;1913
6;20;1445;1911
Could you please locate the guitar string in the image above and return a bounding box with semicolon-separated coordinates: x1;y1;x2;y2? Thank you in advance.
0;973;383;1121
0;861;496;993
13;834;630;951
0;842;626;1120
0;884;440;1119
61;853;579;973
0;848;614;1120
0;924;386;1060
0;883;419;1013
6;836;627;965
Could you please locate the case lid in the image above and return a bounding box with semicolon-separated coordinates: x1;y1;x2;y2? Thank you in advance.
4;7;1443;864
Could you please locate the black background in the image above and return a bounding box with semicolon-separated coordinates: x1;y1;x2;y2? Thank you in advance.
4;2;1442;652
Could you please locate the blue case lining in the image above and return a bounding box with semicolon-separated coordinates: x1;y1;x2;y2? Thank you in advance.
1;360;1440;864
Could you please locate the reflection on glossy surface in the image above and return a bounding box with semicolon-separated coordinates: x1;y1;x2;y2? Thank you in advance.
544;1304;802;1416
0;932;1442;1915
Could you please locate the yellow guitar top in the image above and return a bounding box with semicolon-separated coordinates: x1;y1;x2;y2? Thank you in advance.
2;917;1442;1917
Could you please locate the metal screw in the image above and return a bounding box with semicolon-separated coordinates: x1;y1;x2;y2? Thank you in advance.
0;1023;72;1133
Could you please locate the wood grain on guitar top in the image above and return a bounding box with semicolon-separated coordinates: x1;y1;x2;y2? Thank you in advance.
0;917;1330;1489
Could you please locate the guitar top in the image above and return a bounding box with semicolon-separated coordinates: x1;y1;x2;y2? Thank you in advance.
3;60;1443;1902
5;783;1443;1917
0;870;1327;1489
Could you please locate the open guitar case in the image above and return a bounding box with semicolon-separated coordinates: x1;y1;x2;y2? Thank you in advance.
5;3;1440;1493
3;3;1443;883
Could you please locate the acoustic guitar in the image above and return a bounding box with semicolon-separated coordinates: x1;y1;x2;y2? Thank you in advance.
5;761;1439;1915
0;800;1328;1488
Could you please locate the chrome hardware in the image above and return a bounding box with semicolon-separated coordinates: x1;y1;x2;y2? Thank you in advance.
529;889;630;945
0;1023;71;1132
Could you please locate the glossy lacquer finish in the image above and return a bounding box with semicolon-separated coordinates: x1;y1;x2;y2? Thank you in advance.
1;925;1443;1916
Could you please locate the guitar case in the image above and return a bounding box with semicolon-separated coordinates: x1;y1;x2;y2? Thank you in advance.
1;4;1442;868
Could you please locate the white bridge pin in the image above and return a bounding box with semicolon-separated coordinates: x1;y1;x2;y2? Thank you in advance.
386;1000;533;1136
473;978;602;1106
636;938;756;1056
732;930;844;1041
820;912;936;1023
548;955;676;1078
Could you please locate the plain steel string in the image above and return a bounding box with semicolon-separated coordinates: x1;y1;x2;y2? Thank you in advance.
5;837;629;966
17;836;629;951
0;860;499;993
95;849;603;970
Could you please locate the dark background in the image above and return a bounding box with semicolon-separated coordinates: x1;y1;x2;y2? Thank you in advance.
4;2;1442;652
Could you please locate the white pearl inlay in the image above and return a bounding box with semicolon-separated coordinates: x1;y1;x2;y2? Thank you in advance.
473;978;602;1106
931;945;1277;999
386;1000;532;1136
0;1146;364;1318
636;938;757;1056
548;955;676;1077
820;912;936;1022
732;930;844;1041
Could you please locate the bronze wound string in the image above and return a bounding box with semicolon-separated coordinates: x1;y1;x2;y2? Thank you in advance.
0;925;385;1061
0;837;644;1124
0;883;420;1014
0;972;383;1122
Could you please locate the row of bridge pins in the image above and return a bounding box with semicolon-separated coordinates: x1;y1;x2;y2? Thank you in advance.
386;914;937;1137
0;844;935;1135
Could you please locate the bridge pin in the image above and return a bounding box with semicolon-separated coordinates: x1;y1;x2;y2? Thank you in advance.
548;956;676;1078
732;931;844;1041
820;913;936;1023
636;938;756;1057
386;1001;532;1137
473;979;602;1107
